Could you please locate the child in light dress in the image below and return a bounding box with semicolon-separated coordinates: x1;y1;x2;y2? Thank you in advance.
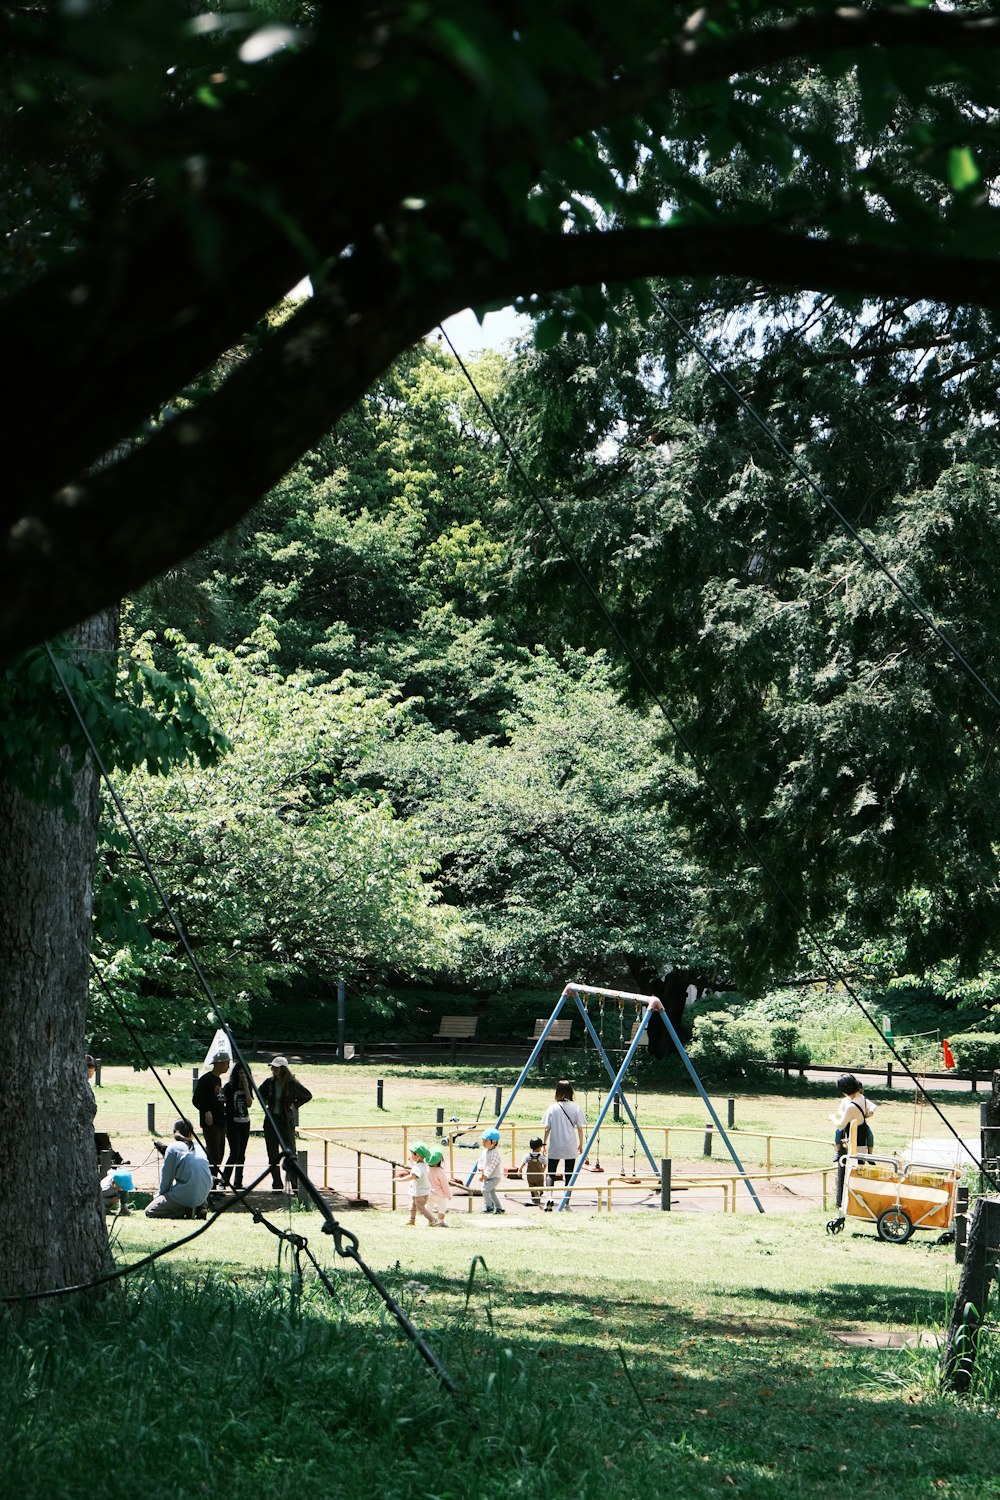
427;1147;452;1227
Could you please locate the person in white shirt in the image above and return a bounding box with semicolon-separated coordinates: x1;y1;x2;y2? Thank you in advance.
541;1080;586;1211
396;1142;437;1225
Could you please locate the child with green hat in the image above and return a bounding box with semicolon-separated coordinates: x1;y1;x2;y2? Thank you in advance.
396;1141;436;1225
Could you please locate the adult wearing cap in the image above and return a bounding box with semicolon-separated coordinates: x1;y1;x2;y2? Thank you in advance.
192;1050;231;1187
259;1057;313;1191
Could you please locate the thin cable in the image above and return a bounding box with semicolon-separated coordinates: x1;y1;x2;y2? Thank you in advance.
652;289;1000;718
89;954;192;1131
439;324;995;1185
44;643;465;1397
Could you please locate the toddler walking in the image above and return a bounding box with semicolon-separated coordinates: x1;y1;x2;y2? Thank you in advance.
521;1136;546;1206
396;1142;437;1225
476;1127;504;1214
427;1147;452;1227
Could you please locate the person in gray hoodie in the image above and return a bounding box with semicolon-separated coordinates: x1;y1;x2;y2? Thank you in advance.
145;1119;213;1218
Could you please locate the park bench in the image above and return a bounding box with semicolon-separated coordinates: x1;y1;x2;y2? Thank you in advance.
434;1015;478;1057
528;1018;574;1049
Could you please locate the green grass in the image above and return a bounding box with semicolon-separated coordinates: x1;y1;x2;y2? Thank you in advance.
5;1190;1000;1500
28;1067;989;1498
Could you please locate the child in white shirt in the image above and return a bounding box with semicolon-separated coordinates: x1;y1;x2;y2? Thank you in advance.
476;1128;504;1214
396;1143;436;1225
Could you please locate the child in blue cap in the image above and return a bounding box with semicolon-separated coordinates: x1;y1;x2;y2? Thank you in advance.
476;1127;504;1214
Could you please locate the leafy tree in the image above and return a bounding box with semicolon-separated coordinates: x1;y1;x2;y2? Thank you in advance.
372;649;723;1002
494;271;1000;990
90;625;462;1058
5;2;1000;655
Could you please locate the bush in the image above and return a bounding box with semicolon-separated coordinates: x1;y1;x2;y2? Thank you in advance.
687;1011;768;1082
770;1024;812;1065
948;1033;1000;1072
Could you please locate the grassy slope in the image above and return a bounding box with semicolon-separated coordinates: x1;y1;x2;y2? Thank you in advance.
11;1067;987;1499
4;1187;997;1500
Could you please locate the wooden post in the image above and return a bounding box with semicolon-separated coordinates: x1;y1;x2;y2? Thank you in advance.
294;1150;309;1208
887;1061;893;1089
436;1107;444;1138
376;1078;384;1110
942;1197;1000;1392
147;1102;156;1134
660;1159;671;1211
494;1086;503;1116
727;1097;735;1128
703;1126;713;1157
955;1185;969;1265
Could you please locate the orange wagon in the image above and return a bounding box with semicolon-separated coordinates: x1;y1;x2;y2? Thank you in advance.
827;1153;958;1244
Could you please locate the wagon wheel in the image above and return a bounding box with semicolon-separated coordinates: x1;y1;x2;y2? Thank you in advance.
825;1216;845;1236
877;1207;914;1244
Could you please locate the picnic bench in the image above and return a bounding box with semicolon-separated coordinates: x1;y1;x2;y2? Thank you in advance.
434;1015;478;1057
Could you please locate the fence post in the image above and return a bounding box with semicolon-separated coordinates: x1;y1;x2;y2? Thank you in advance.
147;1102;156;1134
613;1094;621;1123
727;1097;735;1128
294;1150;309;1208
436;1107;444;1138
337;977;346;1064
376;1078;384;1110
703;1126;713;1157
494;1086;503;1116
660;1159;671;1211
94;1057;102;1087
886;1061;893;1089
942;1197;1000;1392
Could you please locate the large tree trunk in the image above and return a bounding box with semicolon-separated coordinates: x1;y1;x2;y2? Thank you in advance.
0;614;115;1298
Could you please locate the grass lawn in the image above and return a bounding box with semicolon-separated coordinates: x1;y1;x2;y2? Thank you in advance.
21;1064;986;1499
5;1104;999;1500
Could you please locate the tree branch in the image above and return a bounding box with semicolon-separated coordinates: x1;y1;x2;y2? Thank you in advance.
6;221;1000;659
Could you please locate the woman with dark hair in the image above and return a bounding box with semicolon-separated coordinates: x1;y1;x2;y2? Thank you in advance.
258;1058;313;1191
222;1062;254;1190
145;1119;213;1218
831;1074;876;1205
541;1079;587;1212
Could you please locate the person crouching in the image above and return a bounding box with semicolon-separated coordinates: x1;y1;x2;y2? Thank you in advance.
145;1119;213;1219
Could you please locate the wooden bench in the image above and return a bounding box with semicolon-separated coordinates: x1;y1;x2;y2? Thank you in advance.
434;1015;478;1057
528;1018;574;1047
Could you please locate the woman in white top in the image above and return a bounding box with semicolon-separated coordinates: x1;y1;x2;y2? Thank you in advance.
541;1080;587;1210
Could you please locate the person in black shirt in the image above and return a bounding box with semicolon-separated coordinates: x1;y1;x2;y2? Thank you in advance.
222;1062;254;1190
192;1051;230;1187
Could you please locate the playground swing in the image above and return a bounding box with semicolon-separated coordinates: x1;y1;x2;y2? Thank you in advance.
475;980;765;1213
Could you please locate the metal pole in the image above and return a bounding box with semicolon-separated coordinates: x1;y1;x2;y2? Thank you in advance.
660;1159;671;1211
654;1005;766;1214
337;977;346;1064
464;990;571;1184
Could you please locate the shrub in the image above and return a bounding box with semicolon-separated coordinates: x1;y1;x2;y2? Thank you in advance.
687;1011;768;1081
770;1024;811;1065
948;1033;1000;1072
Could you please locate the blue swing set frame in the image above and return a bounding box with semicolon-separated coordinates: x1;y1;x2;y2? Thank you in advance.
467;981;764;1214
